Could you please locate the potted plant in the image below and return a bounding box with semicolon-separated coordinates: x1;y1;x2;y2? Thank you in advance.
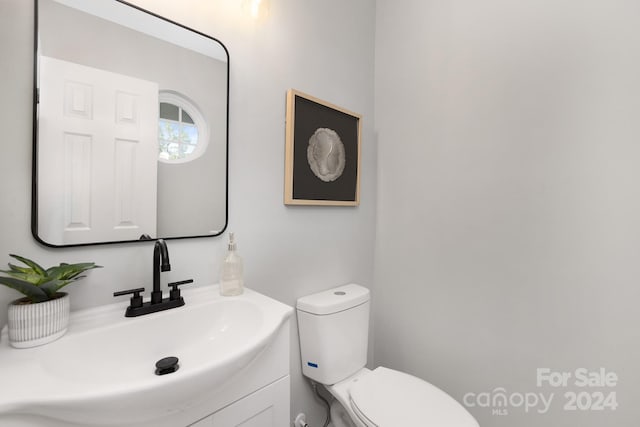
0;254;101;348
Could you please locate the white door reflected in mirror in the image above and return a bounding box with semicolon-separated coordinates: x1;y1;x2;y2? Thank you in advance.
38;56;159;244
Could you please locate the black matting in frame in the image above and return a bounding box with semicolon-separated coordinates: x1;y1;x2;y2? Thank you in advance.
291;94;359;203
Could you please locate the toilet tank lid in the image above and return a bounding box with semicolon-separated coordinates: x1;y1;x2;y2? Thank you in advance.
297;284;370;315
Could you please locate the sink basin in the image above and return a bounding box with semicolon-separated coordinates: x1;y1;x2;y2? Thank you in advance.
0;285;292;425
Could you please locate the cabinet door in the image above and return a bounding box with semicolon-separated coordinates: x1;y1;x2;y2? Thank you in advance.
190;376;290;427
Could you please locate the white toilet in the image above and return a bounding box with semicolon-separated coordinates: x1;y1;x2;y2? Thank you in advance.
296;284;479;427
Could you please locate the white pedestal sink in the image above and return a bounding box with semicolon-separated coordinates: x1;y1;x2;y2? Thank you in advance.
0;285;293;427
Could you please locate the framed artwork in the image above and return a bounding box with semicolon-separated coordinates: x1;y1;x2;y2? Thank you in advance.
284;89;362;206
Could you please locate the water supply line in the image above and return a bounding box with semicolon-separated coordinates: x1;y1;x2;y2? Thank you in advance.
295;380;331;427
310;380;331;427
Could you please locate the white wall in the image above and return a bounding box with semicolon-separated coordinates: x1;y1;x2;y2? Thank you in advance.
374;0;640;426
0;0;376;425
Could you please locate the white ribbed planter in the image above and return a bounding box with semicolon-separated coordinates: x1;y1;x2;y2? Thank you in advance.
7;292;70;348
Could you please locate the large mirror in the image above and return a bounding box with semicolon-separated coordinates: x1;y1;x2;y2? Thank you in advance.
33;0;228;247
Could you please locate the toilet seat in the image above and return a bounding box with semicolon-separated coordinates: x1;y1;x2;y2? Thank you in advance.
348;367;478;427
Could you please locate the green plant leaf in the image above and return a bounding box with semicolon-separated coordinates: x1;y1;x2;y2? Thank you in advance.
39;279;69;297
9;254;46;277
46;263;101;281
0;277;49;303
7;263;33;274
0;268;43;284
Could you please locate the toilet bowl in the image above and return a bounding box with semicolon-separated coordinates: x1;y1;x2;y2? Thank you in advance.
297;284;479;427
327;367;478;427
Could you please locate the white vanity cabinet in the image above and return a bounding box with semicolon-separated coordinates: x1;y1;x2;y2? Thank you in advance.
179;321;292;427
190;376;290;427
0;286;293;427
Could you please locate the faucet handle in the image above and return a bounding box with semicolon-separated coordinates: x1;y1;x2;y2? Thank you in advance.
113;287;145;308
168;279;193;301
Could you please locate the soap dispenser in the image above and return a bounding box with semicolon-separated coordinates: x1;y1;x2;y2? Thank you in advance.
220;232;244;296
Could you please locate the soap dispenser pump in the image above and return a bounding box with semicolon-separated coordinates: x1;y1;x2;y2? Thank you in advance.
220;232;244;296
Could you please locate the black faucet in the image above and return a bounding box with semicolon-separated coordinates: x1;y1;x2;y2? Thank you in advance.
113;239;193;317
151;239;171;304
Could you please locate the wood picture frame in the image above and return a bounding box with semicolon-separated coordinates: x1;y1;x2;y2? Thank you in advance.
284;89;362;206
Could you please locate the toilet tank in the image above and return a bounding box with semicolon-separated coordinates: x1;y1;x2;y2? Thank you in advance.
296;284;370;385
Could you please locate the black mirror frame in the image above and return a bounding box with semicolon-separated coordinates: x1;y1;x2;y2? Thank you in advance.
31;0;229;248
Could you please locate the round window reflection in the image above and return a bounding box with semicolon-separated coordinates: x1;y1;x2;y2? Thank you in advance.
158;92;209;164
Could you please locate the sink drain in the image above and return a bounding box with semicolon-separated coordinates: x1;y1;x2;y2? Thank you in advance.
155;356;179;375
